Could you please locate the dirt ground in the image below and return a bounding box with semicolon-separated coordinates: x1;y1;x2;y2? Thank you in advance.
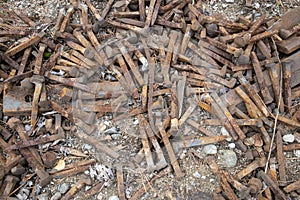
1;0;300;200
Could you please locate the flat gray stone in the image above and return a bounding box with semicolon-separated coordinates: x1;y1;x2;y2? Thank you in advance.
218;150;237;168
58;183;69;194
37;193;48;200
203;144;218;155
50;192;62;200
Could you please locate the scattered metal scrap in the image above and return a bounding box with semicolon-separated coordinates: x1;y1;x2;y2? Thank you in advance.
0;0;300;199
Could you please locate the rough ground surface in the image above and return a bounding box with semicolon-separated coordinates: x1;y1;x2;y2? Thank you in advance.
1;0;300;200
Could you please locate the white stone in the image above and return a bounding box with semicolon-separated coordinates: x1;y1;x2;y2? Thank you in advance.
283;134;295;143
58;183;69;194
108;196;119;200
203;144;218;154
294;150;300;157
225;0;234;3
50;192;61;200
228;143;236;149
254;2;260;9
97;193;105;200
221;127;232;141
193;171;201;179
25;124;31;132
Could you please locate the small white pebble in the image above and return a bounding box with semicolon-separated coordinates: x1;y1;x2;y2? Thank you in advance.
228;143;236;149
221;127;232;141
193;171;201;179
97;193;105;200
108;196;119;200
283;134;295;143
204;144;218;155
254;2;260;9
294;150;300;157
25;124;31;132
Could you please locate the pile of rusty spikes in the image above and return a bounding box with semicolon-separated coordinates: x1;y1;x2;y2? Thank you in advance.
0;0;300;199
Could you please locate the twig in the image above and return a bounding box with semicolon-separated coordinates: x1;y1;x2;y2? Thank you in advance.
264;36;283;173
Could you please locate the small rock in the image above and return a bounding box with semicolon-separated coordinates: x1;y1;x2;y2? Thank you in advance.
99;123;107;132
222;4;228;8
225;0;234;3
218;150;237;168
203;144;218;155
16;188;30;200
111;133;121;140
97;192;105;200
294;132;300;143
193;171;201;179
254;2;260;9
221;127;232;141
82;144;93;150
50;192;61;200
294;150;300;157
133;118;139;125
228;143;236;149
25;124;31;133
283;134;295;143
108;196;119;200
58;183;69;194
37;193;48;200
11;165;26;176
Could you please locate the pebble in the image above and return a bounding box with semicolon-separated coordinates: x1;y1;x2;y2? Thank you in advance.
221;127;232;141
228;143;236;149
203;144;218;154
37;193;48;200
111;133;121;140
50;192;62;200
58;183;69;194
108;196;119;200
218;150;237;168
294;132;300;143
193;171;201;179
283;134;295;143
97;192;105;200
16;188;30;200
294;150;300;157
254;2;260;9
225;0;234;3
25;124;31;133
